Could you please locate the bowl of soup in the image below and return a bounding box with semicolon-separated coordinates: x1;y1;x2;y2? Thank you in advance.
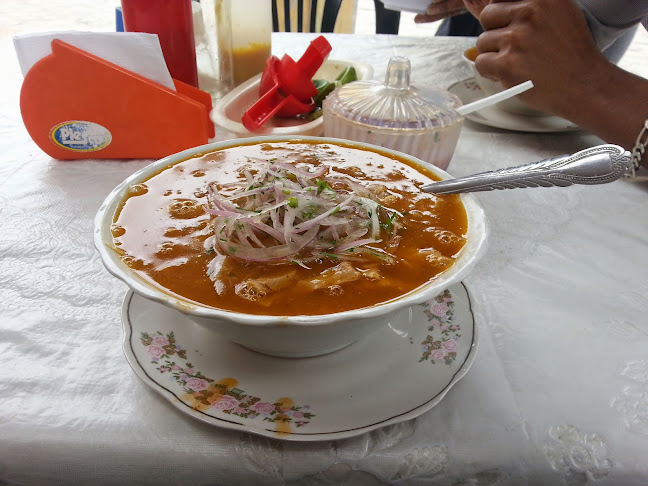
462;46;548;117
95;136;487;358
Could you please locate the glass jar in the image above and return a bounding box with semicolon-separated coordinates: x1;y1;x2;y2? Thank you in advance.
214;0;272;92
322;57;464;171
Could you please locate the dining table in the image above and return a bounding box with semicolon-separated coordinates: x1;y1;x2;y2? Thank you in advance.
2;2;648;485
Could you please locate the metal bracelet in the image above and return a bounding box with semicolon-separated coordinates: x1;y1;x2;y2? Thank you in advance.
628;117;648;178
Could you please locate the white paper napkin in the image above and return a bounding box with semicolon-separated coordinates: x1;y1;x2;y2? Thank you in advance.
13;31;175;91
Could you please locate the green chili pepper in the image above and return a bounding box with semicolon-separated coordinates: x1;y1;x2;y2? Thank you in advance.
335;66;357;86
299;67;360;120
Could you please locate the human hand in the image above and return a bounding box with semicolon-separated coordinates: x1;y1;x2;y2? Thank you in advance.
474;0;607;116
462;0;490;19
414;0;471;23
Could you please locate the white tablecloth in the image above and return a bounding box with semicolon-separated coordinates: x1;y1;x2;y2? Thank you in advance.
2;3;648;485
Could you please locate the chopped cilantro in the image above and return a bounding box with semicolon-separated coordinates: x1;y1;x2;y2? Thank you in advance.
315;178;330;195
321;252;339;260
380;212;398;234
302;203;319;219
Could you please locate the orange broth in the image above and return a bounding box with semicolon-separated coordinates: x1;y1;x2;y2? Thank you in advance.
465;46;479;62
112;141;467;315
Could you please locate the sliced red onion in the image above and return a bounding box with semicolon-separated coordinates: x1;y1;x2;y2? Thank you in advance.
271;161;329;179
205;159;402;264
336;237;380;253
292;195;355;233
247;220;285;243
217;225;319;262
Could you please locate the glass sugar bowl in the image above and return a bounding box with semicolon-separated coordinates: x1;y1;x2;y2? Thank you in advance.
322;56;464;171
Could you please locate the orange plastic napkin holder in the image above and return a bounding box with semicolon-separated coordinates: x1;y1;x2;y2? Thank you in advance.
19;39;214;160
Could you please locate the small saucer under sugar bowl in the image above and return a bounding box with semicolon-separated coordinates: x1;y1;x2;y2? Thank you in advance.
322;56;464;171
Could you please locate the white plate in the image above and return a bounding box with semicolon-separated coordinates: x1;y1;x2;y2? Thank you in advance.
449;78;580;133
122;283;478;441
210;59;373;138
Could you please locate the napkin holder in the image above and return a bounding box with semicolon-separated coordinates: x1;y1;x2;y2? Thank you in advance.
19;39;214;160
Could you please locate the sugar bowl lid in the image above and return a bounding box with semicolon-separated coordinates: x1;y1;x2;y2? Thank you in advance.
323;56;463;130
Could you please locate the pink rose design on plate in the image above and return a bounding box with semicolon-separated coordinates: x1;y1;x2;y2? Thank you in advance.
185;377;209;391
293;411;304;418
184;368;195;375
431;349;446;360
432;302;449;317
443;339;457;351
147;345;165;359
211;395;239;411
251;401;276;414
152;336;170;346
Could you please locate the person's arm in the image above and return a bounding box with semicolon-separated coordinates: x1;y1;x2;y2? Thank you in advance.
473;0;648;168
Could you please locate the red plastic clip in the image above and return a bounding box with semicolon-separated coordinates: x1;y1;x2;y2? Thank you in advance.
241;35;332;131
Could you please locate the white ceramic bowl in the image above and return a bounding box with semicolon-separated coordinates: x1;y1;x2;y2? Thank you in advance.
210;59;373;138
94;136;488;358
462;47;548;117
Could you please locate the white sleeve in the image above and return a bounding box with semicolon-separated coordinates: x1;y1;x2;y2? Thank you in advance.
578;0;648;51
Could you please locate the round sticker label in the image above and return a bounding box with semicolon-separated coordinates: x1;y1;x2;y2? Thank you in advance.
50;121;112;152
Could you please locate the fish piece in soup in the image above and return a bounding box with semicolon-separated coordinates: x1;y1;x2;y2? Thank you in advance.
235;270;298;303
302;261;363;291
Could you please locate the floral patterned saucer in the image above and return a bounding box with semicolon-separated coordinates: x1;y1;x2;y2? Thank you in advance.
449;78;579;133
121;283;478;442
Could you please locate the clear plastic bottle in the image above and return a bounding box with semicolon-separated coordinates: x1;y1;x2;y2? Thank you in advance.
206;0;273;93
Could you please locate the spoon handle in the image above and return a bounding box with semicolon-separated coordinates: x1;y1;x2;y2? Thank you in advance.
422;144;632;195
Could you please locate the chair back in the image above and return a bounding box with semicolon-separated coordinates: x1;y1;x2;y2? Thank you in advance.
374;0;400;34
272;0;356;33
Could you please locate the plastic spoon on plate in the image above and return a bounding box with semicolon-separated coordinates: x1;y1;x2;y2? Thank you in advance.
455;80;534;116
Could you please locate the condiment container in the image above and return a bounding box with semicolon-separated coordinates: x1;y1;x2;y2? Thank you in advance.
121;0;199;87
215;0;272;92
322;57;464;170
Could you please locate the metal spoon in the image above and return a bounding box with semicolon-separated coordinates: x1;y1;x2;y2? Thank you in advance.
422;144;632;195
